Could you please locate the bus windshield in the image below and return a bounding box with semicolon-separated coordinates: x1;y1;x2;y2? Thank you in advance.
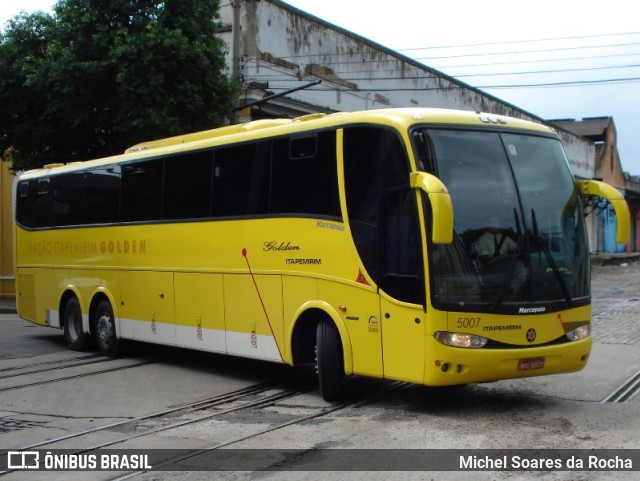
413;129;590;312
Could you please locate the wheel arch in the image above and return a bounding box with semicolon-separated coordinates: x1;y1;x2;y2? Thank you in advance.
88;288;118;336
286;301;353;375
59;287;87;332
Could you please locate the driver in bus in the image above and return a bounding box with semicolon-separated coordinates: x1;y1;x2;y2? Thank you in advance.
475;216;517;265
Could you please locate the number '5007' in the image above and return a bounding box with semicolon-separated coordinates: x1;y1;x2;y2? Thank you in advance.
457;317;481;328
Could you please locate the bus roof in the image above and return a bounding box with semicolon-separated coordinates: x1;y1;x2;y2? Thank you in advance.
18;108;556;179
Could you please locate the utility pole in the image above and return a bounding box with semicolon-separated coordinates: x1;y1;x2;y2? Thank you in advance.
231;1;242;124
231;1;241;83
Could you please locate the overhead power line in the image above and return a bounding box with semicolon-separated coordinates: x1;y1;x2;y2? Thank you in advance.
260;76;640;92
429;51;640;71
411;41;640;61
452;63;640;79
396;31;640;52
477;76;640;89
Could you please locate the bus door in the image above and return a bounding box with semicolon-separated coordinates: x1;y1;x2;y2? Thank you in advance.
378;189;426;383
341;125;425;382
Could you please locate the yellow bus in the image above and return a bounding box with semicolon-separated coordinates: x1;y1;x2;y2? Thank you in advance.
13;108;630;400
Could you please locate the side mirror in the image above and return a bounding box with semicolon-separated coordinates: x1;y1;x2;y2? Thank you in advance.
576;179;631;244
410;172;454;244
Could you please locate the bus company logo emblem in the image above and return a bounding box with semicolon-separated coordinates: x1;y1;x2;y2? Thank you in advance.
526;328;537;343
263;241;301;252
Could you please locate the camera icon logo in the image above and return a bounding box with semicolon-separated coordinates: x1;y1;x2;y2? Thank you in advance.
7;451;40;469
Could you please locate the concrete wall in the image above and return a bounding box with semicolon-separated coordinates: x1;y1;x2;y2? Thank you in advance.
595;121;626;190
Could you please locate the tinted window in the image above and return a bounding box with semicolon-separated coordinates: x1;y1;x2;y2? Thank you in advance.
34;178;53;227
213;142;270;217
270;131;340;216
50;173;84;226
83;166;121;224
343;126;410;282
16;129;343;229
16;180;36;228
379;188;424;304
164;150;213;219
121;159;163;222
212;133;339;218
289;135;317;159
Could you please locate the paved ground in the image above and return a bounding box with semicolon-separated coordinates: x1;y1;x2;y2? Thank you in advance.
590;260;640;346
0;296;15;314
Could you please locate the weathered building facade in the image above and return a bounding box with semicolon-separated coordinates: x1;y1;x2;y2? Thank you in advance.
218;1;596;178
218;0;600;242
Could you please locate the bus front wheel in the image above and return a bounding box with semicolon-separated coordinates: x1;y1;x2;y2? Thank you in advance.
316;318;345;401
63;297;89;351
94;300;120;356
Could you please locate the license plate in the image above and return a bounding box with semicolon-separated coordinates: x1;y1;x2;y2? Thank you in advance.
518;357;545;370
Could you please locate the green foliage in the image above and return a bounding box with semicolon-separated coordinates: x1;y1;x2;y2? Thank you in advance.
0;0;239;171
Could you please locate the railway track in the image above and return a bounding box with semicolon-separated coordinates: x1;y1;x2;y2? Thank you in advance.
0;322;409;478
0;354;162;393
0;363;408;477
118;377;409;477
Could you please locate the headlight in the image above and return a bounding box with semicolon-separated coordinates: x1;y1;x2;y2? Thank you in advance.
566;324;591;341
434;331;488;348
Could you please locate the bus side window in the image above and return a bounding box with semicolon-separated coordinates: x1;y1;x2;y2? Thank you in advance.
343;126;411;287
270;131;340;217
289;135;317;159
212;142;269;217
379;188;424;305
411;130;437;173
34;178;52;227
16;178;54;228
163;150;213;220
16;181;36;228
121;160;163;222
83;166;121;224
50;173;84;226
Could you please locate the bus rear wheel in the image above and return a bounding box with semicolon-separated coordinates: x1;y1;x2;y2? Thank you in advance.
94;300;120;356
316;318;345;401
63;297;89;351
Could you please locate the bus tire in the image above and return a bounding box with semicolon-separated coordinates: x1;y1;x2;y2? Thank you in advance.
316;318;345;401
94;299;120;356
63;297;89;351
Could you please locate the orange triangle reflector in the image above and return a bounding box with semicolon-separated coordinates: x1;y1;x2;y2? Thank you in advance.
356;270;370;286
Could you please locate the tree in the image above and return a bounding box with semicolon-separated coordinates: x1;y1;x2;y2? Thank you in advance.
0;0;239;171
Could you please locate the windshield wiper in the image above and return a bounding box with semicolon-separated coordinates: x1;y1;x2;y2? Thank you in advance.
530;208;573;307
490;209;526;311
